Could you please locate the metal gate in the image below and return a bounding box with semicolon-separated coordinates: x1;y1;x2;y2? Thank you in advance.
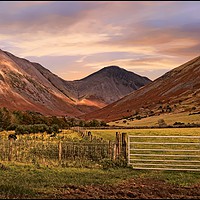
128;135;200;171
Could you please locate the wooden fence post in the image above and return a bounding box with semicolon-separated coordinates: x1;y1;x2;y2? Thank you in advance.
113;144;116;160
115;132;120;158
108;140;112;159
90;134;93;141
119;132;122;156
113;132;119;160
8;138;13;161
122;133;127;160
58;140;62;163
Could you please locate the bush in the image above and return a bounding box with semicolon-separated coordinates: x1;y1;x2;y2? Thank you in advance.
100;158;116;169
136;115;141;120
158;119;167;127
51;124;60;133
6;124;18;131
100;157;127;169
173;122;185;126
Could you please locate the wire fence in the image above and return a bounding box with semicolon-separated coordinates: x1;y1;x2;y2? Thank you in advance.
0;131;127;167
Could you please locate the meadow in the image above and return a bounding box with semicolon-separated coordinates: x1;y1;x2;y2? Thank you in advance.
109;112;200;127
0;127;199;199
88;127;200;140
0;161;200;199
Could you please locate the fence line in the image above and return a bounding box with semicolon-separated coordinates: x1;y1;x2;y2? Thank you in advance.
0;131;128;166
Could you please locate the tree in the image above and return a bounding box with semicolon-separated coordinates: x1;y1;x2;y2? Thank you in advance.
79;120;86;127
51;124;60;134
158;119;167;127
50;116;61;126
100;121;107;126
166;105;172;112
89;119;100;127
0;107;11;130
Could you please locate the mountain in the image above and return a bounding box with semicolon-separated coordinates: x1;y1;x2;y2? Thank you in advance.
0;49;83;116
82;56;200;122
65;66;151;105
0;49;151;116
34;65;151;111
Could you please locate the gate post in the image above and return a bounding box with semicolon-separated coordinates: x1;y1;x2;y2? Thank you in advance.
122;133;127;160
115;132;120;158
8;138;13;161
58;140;62;163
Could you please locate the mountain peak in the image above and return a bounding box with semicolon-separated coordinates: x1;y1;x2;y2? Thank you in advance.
81;64;150;82
101;65;128;73
72;65;152;104
82;55;200;122
102;65;121;70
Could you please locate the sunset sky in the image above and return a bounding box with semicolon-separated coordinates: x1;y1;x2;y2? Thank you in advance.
0;1;199;80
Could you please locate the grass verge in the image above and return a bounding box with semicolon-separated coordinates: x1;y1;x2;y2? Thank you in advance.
0;161;199;199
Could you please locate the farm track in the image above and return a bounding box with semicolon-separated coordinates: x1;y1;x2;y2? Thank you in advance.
38;178;200;199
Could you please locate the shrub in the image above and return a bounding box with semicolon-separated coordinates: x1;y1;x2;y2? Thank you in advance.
6;124;18;131
136;115;141;120
173;122;185;126
158;119;167;127
51;124;60;133
100;157;127;169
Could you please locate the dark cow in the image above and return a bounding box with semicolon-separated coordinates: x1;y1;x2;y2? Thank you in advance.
8;134;17;140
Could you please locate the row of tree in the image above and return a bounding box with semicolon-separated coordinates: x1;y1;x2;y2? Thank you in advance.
15;124;60;135
0;107;107;131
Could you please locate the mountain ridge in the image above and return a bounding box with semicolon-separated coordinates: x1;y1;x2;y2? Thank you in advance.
0;49;151;116
81;55;200;122
66;65;151;105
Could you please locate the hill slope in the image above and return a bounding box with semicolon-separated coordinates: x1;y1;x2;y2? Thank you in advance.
0;49;83;116
82;56;200;122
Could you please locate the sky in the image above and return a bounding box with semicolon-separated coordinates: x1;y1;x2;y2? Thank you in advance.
0;1;200;81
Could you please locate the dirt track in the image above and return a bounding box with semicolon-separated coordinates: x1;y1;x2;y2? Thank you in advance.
42;178;200;199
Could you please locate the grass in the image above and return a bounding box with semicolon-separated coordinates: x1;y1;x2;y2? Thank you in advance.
0;161;199;199
109;112;200;127
0;129;112;169
0;127;200;198
0;129;82;140
88;127;200;141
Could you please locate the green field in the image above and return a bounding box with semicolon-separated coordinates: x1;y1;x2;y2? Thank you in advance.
0;128;200;198
109;112;200;127
88;127;200;141
0;161;199;199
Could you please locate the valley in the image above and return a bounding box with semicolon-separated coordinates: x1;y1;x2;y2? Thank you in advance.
0;1;200;199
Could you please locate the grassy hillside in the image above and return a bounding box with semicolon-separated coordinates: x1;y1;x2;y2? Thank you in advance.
109;112;200;127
